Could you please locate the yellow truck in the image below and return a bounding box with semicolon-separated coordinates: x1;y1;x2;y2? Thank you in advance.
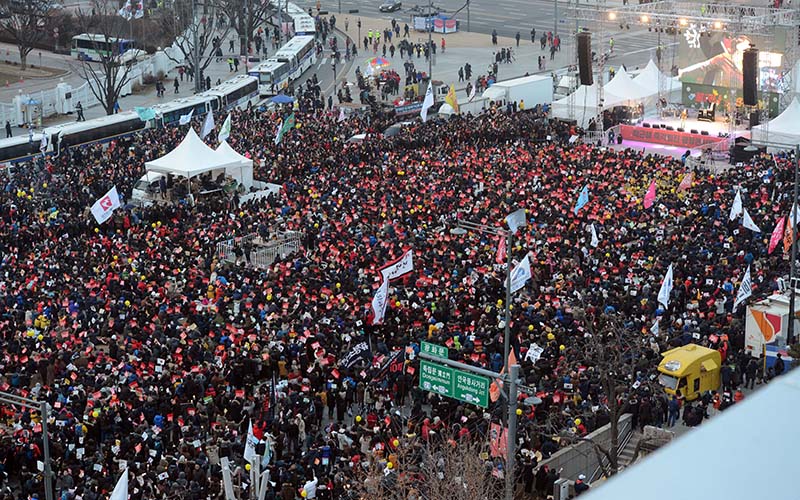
657;344;721;401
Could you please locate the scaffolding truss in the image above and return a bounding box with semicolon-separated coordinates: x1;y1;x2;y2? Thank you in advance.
566;0;800;140
568;2;797;35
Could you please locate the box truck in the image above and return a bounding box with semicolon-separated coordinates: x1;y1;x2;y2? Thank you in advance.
744;292;797;367
481;74;553;108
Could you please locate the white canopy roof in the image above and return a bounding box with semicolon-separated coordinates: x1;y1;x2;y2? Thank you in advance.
632;59;680;98
751;97;800;145
145;128;240;178
215;140;255;189
550;83;629;127
216;140;253;167
603;67;652;102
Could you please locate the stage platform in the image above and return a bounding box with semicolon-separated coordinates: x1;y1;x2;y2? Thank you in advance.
641;117;734;137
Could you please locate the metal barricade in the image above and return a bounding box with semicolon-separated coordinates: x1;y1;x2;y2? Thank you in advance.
216;231;304;269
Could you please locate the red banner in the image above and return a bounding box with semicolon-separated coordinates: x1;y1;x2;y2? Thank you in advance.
619;124;726;148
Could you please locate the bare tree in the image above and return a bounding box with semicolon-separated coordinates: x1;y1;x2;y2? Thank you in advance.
352;438;502;500
562;312;660;478
0;0;55;70
223;0;275;56
72;0;135;115
154;0;230;86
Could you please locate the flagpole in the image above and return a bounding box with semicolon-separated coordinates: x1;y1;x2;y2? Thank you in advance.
790;143;800;343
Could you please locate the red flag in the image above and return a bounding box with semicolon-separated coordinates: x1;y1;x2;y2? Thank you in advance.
643;180;656;209
495;235;506;265
769;217;786;255
677;172;693;192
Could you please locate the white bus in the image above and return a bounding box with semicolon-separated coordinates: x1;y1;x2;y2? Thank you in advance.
269;35;317;82
200;75;259;111
293;14;317;36
249;60;292;96
71;33;135;61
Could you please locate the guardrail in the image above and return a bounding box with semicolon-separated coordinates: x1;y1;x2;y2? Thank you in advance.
216;231;304;268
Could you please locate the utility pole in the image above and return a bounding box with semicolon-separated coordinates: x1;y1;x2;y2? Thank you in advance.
554;0;558;36
193;0;201;92
427;0;433;80
0;392;53;500
467;0;470;32
789;144;800;343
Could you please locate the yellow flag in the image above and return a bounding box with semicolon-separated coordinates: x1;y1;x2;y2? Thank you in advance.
445;84;460;114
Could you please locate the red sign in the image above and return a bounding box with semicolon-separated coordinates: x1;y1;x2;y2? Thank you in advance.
619;124;725;149
99;195;113;210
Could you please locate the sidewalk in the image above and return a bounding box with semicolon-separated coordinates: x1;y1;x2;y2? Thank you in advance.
340;14;578;101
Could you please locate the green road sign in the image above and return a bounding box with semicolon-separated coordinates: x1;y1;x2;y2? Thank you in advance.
453;369;490;408
419;360;489;408
420;360;453;398
421;341;449;360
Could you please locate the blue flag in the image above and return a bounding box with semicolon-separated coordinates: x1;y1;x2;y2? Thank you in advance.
134;107;156;121
573;185;589;215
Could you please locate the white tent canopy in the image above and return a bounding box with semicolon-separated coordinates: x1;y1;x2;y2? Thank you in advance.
145;128;240;178
632;59;681;100
604;67;652;101
751;97;800;145
550;83;628;127
215;140;254;188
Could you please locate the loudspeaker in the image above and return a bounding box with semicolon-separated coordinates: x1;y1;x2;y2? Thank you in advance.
743;47;758;106
643;123;651;128
690;129;699;134
701;130;709;135
677;127;684;132
749;111;760;128
577;32;593;86
660;124;667;129
666;126;674;131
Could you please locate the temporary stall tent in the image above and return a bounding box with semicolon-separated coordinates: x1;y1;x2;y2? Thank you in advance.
631;59;681;102
751;97;800;145
216;140;254;189
603;67;652;102
145;128;240;179
550;83;627;127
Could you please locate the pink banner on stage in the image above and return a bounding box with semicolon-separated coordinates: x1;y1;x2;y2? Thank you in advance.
619;124;726;148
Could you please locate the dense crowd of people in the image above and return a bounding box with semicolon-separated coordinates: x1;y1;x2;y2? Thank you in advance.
0;100;794;500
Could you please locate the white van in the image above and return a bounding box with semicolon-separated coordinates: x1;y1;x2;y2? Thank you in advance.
131;171;165;205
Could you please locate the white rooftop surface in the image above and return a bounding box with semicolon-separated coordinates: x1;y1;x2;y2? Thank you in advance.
583;368;800;500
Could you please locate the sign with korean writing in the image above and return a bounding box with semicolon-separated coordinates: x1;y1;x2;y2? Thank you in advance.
419;360;489;408
420;360;453;398
453;369;489;408
421;341;449;360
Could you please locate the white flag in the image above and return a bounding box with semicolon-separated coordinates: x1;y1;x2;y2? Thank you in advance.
733;265;752;312
505;208;526;233
590;223;599;248
338;107;346;122
179;109;194;125
420;82;434;122
39;132;48;154
133;0;144;18
244;420;258;463
650;318;660;336
90;186;121;225
509;254;532;293
370;279;390;325
729;188;743;221
657;263;673;309
218;113;232;144
110;469;128;500
118;0;133;19
467;84;476;102
525;343;544;364
380;249;414;281
742;208;761;233
789;203;800;228
200;110;215;139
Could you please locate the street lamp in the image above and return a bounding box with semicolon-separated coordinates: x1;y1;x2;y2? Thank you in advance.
453;210;525;500
0;392;53;500
746;140;800;343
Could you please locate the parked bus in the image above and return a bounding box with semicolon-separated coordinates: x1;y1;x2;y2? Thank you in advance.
269;35;317;82
249;60;292;97
200;75;259;111
71;34;135;61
